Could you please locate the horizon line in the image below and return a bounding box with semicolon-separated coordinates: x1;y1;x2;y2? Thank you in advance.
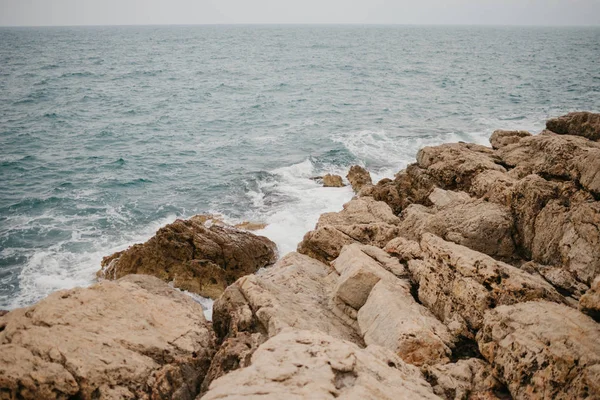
1;22;599;28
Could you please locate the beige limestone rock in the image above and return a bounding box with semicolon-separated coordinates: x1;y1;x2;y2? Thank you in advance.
546;111;600;141
202;329;441;400
297;197;400;263
520;261;589;300
398;194;516;260
212;252;363;345
477;301;600;400
358;279;455;367
384;236;424;262
423;358;508;400
428;187;472;208
0;275;215;400
409;234;564;338
322;174;345;187
489;130;532;150
416;142;505;191
579;276;600;321
347;165;373;192
98;217;277;299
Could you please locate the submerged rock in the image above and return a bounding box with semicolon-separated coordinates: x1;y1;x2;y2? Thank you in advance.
202;329;441;400
0;275;216;400
322;173;345;187
98;217;277;299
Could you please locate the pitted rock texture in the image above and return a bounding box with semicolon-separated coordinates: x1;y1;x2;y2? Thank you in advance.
98;217;277;299
580;276;600;321
408;234;564;338
201;329;441;400
477;301;600;400
0;275;216;400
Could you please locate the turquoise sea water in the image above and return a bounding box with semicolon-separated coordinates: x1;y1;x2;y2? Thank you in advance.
1;25;599;309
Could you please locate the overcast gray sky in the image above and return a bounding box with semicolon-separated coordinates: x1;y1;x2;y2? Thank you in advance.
1;0;599;26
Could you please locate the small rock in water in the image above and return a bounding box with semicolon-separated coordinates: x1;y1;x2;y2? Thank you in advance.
346;165;373;192
322;174;345;187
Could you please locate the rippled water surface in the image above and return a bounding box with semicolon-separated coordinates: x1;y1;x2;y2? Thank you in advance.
1;25;599;308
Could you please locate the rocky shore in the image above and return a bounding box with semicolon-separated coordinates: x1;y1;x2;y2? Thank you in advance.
1;111;599;399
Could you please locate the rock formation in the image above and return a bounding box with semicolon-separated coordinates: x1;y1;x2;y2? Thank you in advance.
322;173;345;187
4;112;600;400
0;275;216;400
98;217;277;299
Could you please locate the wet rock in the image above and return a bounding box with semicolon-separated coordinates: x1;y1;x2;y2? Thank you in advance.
423;358;508;400
202;329;441;400
212;252;362;345
408;234;564;338
579;276;600;321
297;197;400;263
0;275;216;400
477;301;600;400
546;111;600;141
98;217;277;299
347;165;373;192
358;279;455;367
233;221;268;231
322;173;345;187
489;130;531;150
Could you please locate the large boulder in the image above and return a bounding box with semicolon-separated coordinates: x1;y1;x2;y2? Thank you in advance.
398;189;516;260
546;111;600;141
0;275;216;400
477;301;600;399
212;252;362;345
346;165;373;192
202;329;441;400
98;217;277;299
407;234;564;338
297;197;400;263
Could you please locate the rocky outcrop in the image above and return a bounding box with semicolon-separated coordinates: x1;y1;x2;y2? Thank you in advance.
398;189;516;260
580;276;600;321
322;173;345;187
0;275;216;400
347;165;373;192
202;329;441;400
297;196;400;263
477;301;600;399
489;130;532;149
546;111;600;141
408;234;564;338
98;217;277;299
212;251;362;345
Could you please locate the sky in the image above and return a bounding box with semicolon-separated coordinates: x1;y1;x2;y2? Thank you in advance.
1;0;599;26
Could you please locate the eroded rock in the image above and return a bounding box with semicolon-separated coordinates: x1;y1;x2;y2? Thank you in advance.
477;301;600;400
202;329;441;400
323;174;345;187
98;217;277;299
489;130;532;150
579;276;600;321
298;197;400;263
0;275;216;400
546;111;600;141
347;165;373;192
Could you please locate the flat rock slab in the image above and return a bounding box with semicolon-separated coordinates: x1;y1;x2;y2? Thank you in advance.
202;329;441;400
0;275;216;400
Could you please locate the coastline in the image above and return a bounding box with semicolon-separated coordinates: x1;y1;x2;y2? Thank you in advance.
1;111;600;399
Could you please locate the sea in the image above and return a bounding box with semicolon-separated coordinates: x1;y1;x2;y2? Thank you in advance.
1;25;599;311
